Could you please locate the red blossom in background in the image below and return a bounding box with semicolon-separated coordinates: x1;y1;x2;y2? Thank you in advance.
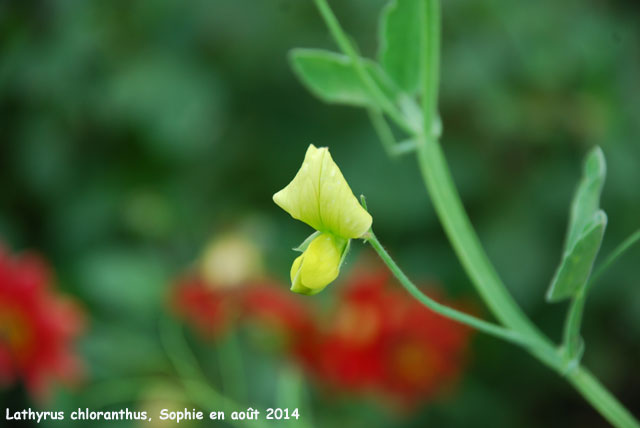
240;283;316;347
170;231;316;346
0;246;85;399
170;263;472;410
170;275;315;351
297;268;472;409
170;275;242;338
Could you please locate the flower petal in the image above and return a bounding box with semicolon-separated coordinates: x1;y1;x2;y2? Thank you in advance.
273;144;372;239
290;254;308;294
289;233;347;295
300;233;346;289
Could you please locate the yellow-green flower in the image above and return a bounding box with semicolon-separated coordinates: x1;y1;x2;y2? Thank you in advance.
273;144;372;294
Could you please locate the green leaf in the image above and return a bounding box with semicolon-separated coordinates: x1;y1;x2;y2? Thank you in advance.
289;48;398;107
379;0;423;94
546;147;607;302
566;147;606;249
547;211;607;302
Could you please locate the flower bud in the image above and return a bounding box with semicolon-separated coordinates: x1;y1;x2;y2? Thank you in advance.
290;233;347;295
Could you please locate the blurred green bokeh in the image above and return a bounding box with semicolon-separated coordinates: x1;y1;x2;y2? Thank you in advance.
1;0;639;427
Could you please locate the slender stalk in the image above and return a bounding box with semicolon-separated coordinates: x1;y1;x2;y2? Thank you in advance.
591;229;640;284
419;0;440;146
367;230;544;350
568;367;640;428
392;139;418;155
562;229;640;363
367;108;398;157
562;290;586;365
417;0;545;342
313;0;415;134
367;109;418;157
416;133;546;341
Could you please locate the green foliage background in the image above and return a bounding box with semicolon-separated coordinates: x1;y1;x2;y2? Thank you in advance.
1;0;639;427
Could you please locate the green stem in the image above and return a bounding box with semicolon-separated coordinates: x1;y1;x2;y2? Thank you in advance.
562;290;586;365
591;229;640;284
407;100;639;428
420;0;440;146
416;138;546;340
567;367;639;428
367;109;418;157
417;0;544;342
370;217;638;426
414;1;638;426
367;108;398;157
313;0;415;134
367;230;545;351
562;229;640;364
392;139;418;156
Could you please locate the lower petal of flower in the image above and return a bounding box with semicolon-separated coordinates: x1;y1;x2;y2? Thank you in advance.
290;233;347;295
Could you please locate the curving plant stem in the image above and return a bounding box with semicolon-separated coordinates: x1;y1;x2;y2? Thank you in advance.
365;229;559;360
414;1;637;426
417;0;543;342
413;86;639;428
310;0;640;426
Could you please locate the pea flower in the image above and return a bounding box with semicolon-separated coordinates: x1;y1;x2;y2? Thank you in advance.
273;144;372;295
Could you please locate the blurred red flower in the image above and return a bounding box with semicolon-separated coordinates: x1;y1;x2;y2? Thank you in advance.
169;230;313;342
0;246;85;399
297;268;472;409
170;276;315;352
169;252;471;410
170;275;241;338
241;283;316;347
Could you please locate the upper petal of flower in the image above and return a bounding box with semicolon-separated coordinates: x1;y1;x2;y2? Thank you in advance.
273;144;372;239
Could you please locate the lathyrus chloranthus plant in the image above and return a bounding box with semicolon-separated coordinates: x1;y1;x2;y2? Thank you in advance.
273;144;372;295
274;0;640;426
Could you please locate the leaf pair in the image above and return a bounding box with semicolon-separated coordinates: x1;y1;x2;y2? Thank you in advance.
546;147;607;302
289;0;424;109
